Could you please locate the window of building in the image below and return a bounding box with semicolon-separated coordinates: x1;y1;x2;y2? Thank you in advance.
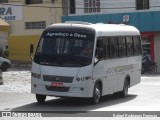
25;21;46;29
0;0;8;3
136;0;150;10
118;37;127;57
84;0;101;13
70;0;75;14
126;37;134;56
26;0;43;4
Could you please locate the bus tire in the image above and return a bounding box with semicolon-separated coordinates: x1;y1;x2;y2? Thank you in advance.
119;79;129;98
91;83;101;104
36;94;46;104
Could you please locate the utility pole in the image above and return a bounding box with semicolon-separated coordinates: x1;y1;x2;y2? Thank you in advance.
50;0;56;24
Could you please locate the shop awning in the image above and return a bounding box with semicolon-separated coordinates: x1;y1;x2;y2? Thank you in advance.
0;19;10;32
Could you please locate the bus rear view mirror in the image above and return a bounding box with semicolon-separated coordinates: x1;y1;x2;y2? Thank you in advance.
30;44;34;59
30;44;34;54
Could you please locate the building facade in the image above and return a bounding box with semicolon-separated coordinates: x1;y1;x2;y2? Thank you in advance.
62;0;160;72
0;19;10;57
0;0;62;61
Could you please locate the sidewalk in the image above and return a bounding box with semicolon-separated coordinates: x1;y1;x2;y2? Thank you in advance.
141;73;160;78
11;61;31;68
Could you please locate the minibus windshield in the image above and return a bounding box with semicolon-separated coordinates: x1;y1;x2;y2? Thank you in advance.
34;31;95;67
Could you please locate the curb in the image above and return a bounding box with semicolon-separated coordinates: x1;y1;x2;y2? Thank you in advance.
11;61;31;68
0;70;3;85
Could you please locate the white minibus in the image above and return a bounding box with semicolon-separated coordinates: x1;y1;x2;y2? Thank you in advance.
30;21;142;104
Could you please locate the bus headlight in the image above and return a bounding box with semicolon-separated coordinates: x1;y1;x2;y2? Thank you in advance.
76;76;92;81
31;73;41;79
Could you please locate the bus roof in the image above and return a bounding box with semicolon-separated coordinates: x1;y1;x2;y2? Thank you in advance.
47;22;140;36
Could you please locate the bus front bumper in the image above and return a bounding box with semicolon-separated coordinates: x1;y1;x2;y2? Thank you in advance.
31;81;94;98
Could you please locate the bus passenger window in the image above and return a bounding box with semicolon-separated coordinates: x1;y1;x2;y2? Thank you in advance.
96;39;105;59
109;37;118;58
103;38;110;58
118;37;126;57
133;36;142;55
126;37;134;56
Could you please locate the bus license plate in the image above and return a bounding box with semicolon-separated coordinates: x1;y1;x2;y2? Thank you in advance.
51;82;63;87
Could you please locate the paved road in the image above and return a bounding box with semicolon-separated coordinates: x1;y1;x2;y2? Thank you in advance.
0;74;160;118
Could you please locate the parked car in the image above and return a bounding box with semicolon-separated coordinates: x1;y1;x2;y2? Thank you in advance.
0;70;3;85
0;57;11;71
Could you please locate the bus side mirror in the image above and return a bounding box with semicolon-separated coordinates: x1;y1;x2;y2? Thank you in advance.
30;44;34;59
94;48;104;65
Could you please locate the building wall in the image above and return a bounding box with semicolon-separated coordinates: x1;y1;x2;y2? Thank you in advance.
62;11;160;33
5;0;62;61
0;19;10;56
73;0;160;15
0;32;8;51
9;0;62;36
8;35;40;61
154;33;160;72
62;0;69;16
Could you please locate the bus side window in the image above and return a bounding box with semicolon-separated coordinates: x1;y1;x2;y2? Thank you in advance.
118;37;126;57
133;36;142;55
103;38;110;59
96;38;105;59
126;37;134;56
109;37;119;58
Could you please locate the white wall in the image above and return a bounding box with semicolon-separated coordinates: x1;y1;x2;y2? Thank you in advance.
72;0;160;16
154;33;160;73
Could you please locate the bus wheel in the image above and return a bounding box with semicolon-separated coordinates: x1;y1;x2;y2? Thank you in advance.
91;83;101;104
36;94;46;104
119;80;129;98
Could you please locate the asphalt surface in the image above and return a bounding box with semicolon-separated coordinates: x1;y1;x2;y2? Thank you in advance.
0;68;160;119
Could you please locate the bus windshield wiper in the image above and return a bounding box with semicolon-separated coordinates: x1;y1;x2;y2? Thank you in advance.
60;55;86;66
35;53;63;64
36;53;57;59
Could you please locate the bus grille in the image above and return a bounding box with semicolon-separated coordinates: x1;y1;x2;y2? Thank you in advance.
45;85;70;92
43;75;73;83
